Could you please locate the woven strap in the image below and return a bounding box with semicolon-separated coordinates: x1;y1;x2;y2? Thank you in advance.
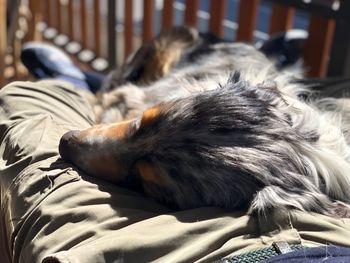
217;244;305;263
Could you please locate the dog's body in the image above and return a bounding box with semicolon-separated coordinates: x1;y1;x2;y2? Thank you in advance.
93;27;292;124
60;27;350;217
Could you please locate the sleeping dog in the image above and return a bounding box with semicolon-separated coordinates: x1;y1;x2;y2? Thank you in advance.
59;27;350;217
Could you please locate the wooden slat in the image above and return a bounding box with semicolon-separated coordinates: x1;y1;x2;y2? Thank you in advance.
55;0;62;32
107;0;117;68
61;0;70;36
269;0;338;19
162;0;174;30
208;0;226;37
13;34;22;79
5;0;20;44
236;0;260;42
143;0;154;43
68;0;75;39
41;0;48;25
28;0;43;41
49;0;60;30
47;0;53;27
80;0;88;48
184;0;199;27
11;29;27;80
93;0;101;56
269;3;295;35
0;0;6;86
304;15;335;77
327;0;350;77
124;0;134;58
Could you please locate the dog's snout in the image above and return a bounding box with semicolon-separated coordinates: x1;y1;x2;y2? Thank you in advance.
59;130;80;161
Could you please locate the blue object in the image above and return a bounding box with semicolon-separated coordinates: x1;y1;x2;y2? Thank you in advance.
21;42;85;80
20;42;101;92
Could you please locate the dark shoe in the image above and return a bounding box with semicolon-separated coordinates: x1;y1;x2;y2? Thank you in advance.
21;42;85;80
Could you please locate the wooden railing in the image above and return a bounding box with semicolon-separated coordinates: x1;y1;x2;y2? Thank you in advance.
1;0;31;86
0;0;6;87
1;0;349;87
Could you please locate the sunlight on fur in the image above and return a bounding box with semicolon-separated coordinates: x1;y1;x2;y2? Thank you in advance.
60;27;350;218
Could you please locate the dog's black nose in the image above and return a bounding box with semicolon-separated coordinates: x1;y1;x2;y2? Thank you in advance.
59;130;79;161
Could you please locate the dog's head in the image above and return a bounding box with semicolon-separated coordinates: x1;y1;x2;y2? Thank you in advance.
101;26;226;91
102;26;200;91
60;73;319;211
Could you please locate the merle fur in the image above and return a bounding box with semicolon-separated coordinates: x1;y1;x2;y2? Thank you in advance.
68;27;350;217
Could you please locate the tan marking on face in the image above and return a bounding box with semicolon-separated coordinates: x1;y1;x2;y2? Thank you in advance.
104;121;132;139
78;125;103;137
141;48;181;83
88;156;127;183
136;161;162;185
140;106;162;129
136;161;181;199
140;46;182;83
78;118;138;141
158;48;181;75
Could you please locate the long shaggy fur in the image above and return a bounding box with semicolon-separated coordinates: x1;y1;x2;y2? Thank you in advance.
61;27;350;217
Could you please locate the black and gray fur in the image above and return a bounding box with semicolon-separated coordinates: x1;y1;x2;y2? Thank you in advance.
64;27;350;217
104;72;350;216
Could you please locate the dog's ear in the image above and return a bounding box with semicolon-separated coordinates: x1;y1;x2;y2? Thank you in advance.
100;44;155;91
122;44;155;83
113;26;200;86
158;26;199;47
103;26;202;90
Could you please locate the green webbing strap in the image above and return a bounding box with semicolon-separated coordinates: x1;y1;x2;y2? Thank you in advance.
216;244;305;263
